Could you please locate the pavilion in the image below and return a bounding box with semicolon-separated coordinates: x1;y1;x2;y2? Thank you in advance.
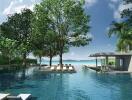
89;52;132;72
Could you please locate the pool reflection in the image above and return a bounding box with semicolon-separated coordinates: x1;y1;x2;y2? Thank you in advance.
0;67;132;100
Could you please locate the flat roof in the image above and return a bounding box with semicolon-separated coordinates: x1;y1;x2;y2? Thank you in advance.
89;52;132;57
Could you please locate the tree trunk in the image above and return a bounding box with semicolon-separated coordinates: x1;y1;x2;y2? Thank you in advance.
59;50;63;68
8;54;11;66
23;53;27;67
49;56;52;67
59;38;64;68
39;56;42;66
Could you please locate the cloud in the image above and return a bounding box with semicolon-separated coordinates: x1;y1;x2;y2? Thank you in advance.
3;0;35;15
118;3;132;12
109;0;132;21
30;0;36;2
108;0;120;10
114;3;132;20
14;4;34;13
109;3;116;10
3;1;15;15
110;0;120;3
19;0;23;3
85;0;97;8
106;26;110;32
113;9;121;20
3;0;97;15
14;5;27;13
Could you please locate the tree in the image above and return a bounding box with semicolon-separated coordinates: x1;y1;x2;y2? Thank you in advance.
0;9;33;66
33;50;46;66
121;0;132;26
44;31;59;66
108;22;132;52
108;0;132;52
0;37;17;65
31;3;53;66
33;0;91;67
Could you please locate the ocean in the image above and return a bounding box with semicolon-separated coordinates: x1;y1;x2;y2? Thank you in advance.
41;60;101;66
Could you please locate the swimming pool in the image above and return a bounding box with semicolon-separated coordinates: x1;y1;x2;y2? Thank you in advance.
0;66;132;100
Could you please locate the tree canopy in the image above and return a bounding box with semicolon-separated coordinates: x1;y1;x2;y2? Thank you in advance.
32;0;91;66
0;9;33;66
108;0;132;52
0;0;91;66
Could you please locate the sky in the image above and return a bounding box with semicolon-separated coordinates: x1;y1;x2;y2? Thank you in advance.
0;0;130;60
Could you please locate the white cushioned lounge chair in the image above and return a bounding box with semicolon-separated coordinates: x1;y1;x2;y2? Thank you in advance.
50;66;55;70
17;94;31;100
56;65;61;71
0;93;10;100
6;94;31;100
63;66;67;71
69;66;74;71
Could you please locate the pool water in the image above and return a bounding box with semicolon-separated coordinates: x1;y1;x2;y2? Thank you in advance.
0;66;132;100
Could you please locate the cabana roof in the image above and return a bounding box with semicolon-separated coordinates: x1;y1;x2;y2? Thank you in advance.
89;52;132;57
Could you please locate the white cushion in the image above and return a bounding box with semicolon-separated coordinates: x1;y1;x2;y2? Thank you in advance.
50;67;55;70
57;66;61;70
17;94;31;100
0;93;10;100
63;67;67;70
69;67;73;70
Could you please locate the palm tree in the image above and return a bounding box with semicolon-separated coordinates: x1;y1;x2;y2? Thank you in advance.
108;22;132;52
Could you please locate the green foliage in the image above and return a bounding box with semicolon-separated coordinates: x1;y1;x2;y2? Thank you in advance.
108;61;115;65
10;57;23;65
0;55;9;65
26;58;37;65
108;0;132;52
1;9;32;42
0;37;18;62
0;0;91;66
0;54;37;65
32;0;91;65
121;0;132;24
0;9;33;66
1;9;33;53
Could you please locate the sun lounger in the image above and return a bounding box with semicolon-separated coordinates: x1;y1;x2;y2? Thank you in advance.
17;94;31;100
69;66;74;71
56;66;61;71
6;94;32;100
50;66;55;70
0;93;10;100
63;66;67;71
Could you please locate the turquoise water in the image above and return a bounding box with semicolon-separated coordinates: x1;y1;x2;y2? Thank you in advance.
42;60;101;66
0;62;132;100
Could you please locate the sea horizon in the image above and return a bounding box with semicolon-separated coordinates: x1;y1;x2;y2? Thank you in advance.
41;59;101;66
